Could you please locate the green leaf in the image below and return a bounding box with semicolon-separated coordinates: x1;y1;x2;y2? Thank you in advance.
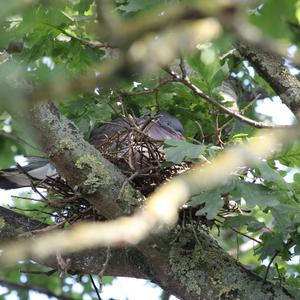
190;189;224;220
190;182;236;219
190;77;210;94
74;0;93;14
117;0;164;13
235;181;279;209
164;140;206;163
210;61;229;89
256;161;288;188
272;143;300;167
223;215;265;232
187;46;220;90
255;232;284;260
270;204;300;234
249;0;296;40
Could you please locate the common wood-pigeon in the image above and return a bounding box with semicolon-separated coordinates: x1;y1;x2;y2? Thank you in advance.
0;112;184;189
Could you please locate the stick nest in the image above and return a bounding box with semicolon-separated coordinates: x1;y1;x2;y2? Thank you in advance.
20;116;190;224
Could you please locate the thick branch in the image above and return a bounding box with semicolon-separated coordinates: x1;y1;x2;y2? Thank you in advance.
238;42;300;113
30;103;142;219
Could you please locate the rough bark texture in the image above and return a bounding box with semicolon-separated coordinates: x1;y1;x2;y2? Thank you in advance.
0;102;289;299
238;42;300;113
31;103;143;219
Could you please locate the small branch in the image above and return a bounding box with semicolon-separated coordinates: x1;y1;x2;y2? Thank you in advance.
231;227;262;245
1;132;40;151
89;275;102;300
20;269;57;276
45;23;115;50
263;250;279;283
164;68;285;129
179;56;187;79
98;247;111;277
219;93;262;131
0;278;76;300
275;262;284;286
161;290;171;300
118;171;140;201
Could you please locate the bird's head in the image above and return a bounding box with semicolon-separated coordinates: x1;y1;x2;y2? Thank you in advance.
145;111;185;141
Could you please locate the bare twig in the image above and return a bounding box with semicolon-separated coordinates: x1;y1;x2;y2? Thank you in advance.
45;23;115;50
118;171;140;200
179;56;187;79
263;250;279;283
98;247;111;278
1;132;40;151
89;275;102;300
164;68;287;129
20;269;57;276
231;227;262;245
275;262;284;286
219;93;262;131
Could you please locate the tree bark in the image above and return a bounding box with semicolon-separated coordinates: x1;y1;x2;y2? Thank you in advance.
238;42;300;113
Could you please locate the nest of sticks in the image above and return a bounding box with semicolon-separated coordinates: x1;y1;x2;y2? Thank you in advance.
95;116;189;196
16;116;189;224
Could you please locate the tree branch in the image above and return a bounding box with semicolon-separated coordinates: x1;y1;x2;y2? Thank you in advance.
238;42;300;113
30;103;142;220
164;68;283;129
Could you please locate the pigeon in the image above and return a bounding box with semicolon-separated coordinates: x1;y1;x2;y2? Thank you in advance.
0;112;184;189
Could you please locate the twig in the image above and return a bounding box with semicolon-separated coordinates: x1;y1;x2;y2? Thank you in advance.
179;56;187;79
1;132;40;151
45;23;115;49
236;232;240;260
15;163;49;201
20;269;57;276
231;227;262;245
89;275;102;300
56;252;71;278
98;246;111;277
164;68;288;129
263;250;279;283
195;121;205;143
219;93;262;131
189;210;202;246
275;262;283;286
11;195;44;202
117;171;140;200
18;220;67;238
89;247;111;300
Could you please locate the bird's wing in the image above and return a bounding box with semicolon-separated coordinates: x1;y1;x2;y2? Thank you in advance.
0;157;56;189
